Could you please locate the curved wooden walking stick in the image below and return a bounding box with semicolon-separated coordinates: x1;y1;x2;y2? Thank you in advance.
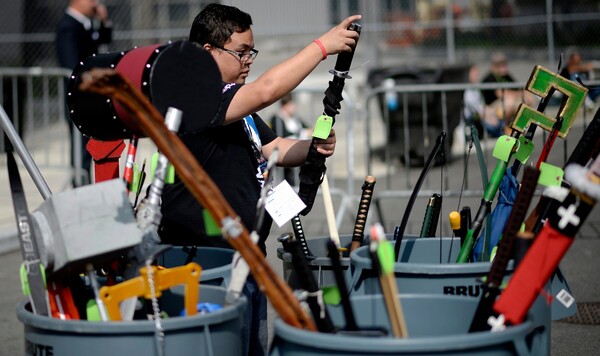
79;68;316;331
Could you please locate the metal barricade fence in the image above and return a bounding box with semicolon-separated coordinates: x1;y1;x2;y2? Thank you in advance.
0;68;361;236
0;67;73;174
0;67;76;231
362;79;598;235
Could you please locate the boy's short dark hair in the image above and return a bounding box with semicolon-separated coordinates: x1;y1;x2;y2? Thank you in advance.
189;3;253;47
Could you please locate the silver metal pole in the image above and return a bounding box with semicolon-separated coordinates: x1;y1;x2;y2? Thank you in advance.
546;0;555;67
342;89;354;199
446;0;456;64
72;124;83;187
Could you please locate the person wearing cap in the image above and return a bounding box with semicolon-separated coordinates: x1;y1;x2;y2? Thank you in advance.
560;49;599;111
480;52;534;137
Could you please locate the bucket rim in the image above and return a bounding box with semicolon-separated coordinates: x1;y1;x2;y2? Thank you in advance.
273;294;536;353
349;244;499;274
16;285;246;334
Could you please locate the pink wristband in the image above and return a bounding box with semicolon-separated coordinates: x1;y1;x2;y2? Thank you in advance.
313;39;327;60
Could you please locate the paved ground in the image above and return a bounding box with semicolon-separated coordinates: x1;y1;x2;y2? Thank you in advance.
1;57;599;354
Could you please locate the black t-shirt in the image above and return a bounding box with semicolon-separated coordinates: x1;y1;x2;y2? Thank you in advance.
159;82;277;253
481;72;515;105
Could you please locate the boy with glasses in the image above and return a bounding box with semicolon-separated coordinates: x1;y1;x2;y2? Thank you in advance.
159;3;360;355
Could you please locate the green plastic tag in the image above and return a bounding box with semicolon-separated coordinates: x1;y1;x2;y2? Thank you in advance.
513;136;534;164
203;209;222;236
19;264;29;296
377;239;395;275
492;135;517;162
312;115;333;139
150;151;175;184
165;163;175;184
150;152;159;182
130;162;141;193
20;263;46;296
538;162;564;187
86;299;102;321
322;285;341;305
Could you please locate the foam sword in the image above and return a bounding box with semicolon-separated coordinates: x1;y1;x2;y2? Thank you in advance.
524;107;600;235
492;154;600;328
469;165;540;332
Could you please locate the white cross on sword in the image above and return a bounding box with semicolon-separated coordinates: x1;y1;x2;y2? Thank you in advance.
557;204;580;229
487;314;507;332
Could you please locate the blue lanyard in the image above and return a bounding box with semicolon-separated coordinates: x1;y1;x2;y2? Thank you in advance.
242;115;267;186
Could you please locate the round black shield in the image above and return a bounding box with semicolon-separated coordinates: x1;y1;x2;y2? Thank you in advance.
148;41;223;133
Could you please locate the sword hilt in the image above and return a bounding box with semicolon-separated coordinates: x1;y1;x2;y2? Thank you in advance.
350;176;376;252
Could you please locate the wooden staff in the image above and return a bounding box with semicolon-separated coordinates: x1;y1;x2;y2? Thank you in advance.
322;174;341;249
79;68;316;331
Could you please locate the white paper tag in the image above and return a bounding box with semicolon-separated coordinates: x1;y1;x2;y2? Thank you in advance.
556;289;575;309
265;180;306;227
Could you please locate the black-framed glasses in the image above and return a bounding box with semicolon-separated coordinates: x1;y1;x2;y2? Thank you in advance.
214;45;259;63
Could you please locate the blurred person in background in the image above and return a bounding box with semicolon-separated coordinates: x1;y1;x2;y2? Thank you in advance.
462;64;485;136
56;0;112;186
270;93;311;186
481;52;536;137
560;49;599;110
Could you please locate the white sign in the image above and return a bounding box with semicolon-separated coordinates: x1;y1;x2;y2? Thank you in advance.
265;180;306;227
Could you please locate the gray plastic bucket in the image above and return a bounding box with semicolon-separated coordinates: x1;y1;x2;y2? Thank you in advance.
17;285;246;356
270;294;544;356
158;246;234;287
348;236;575;319
348;236;489;296
348;236;575;355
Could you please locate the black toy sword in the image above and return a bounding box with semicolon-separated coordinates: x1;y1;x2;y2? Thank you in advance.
298;22;361;215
